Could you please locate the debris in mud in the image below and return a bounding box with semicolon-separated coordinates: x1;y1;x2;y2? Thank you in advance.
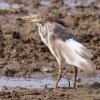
90;82;100;89
42;66;53;72
12;31;20;39
4;68;17;77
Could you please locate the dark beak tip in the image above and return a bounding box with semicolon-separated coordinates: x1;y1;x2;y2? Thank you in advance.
16;18;22;20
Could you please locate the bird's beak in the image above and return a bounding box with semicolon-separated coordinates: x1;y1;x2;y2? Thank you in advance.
16;16;33;21
16;15;39;22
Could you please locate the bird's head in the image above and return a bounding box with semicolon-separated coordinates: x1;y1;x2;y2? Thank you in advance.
16;14;53;23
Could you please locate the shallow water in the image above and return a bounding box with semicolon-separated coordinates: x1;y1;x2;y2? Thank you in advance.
0;75;100;89
40;0;51;5
40;0;100;7
0;1;24;10
0;0;100;10
63;0;95;7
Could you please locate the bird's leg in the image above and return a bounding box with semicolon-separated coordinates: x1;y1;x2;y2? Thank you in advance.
54;65;62;88
72;67;78;88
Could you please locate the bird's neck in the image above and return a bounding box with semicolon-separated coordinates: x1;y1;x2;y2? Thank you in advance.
36;21;52;45
37;21;52;35
36;21;52;27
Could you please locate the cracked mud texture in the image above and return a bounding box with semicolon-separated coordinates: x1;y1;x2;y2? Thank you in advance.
0;0;100;99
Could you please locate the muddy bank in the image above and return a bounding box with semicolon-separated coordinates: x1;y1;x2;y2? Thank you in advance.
0;0;100;99
0;0;100;77
0;85;100;100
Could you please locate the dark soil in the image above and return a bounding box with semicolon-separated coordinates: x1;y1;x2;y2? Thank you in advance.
0;0;100;99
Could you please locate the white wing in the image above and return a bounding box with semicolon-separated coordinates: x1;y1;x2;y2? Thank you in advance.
48;37;95;73
67;38;93;59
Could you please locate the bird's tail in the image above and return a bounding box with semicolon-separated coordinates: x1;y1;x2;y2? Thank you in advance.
78;59;95;76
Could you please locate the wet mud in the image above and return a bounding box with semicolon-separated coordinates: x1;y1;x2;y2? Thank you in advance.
0;0;100;99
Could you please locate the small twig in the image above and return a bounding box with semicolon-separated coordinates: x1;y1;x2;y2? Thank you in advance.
27;22;32;33
67;78;71;89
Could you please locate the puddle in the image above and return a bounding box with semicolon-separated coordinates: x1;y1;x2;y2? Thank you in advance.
0;75;100;89
0;76;68;89
40;0;51;5
0;2;9;9
0;1;24;10
39;0;99;7
11;4;24;9
63;0;95;7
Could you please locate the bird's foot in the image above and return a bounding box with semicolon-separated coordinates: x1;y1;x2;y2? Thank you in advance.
53;85;58;89
71;83;76;89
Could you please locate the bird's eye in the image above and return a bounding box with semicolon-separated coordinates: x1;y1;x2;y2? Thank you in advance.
34;15;39;19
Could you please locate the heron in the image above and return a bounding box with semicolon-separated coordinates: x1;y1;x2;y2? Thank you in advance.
16;14;95;88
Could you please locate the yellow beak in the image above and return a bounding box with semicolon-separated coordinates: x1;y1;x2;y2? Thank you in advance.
16;16;33;21
16;14;39;22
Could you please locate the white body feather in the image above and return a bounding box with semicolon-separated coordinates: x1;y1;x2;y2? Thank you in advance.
37;22;95;74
